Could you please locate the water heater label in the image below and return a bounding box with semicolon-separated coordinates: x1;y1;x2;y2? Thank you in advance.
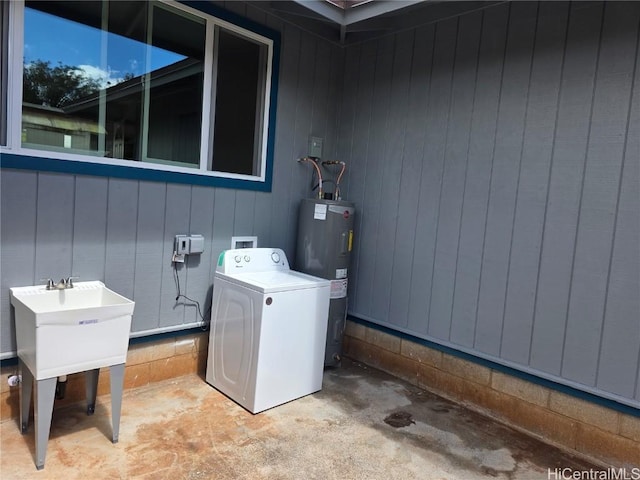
314;204;327;220
336;268;347;279
330;279;348;299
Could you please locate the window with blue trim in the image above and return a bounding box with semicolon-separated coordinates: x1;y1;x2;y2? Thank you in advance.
1;0;278;190
0;1;8;146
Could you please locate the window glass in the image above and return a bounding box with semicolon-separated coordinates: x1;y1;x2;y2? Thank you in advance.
22;1;205;166
23;2;104;153
146;5;204;167
8;0;277;189
211;27;268;176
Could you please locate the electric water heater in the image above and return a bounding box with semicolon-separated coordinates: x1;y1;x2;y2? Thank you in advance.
295;198;355;367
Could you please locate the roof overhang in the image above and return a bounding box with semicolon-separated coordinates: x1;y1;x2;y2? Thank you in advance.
250;1;504;45
292;0;429;26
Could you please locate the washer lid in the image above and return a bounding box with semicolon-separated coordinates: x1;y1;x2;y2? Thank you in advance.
215;270;330;293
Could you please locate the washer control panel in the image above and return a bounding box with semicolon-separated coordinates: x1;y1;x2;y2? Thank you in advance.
217;248;289;273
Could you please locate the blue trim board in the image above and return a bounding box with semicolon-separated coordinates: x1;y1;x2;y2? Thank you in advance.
0;154;272;191
128;326;207;347
347;315;640;418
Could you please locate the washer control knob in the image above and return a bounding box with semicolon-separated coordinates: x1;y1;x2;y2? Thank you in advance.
271;252;280;263
234;255;241;263
244;255;251;262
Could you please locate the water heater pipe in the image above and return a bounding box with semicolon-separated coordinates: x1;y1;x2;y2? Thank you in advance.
298;157;323;198
322;161;346;200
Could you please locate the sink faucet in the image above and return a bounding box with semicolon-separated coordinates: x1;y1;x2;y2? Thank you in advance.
42;277;77;290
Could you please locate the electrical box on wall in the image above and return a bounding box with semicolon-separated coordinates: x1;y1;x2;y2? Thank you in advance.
174;234;205;256
309;136;323;158
175;235;189;255
189;235;204;254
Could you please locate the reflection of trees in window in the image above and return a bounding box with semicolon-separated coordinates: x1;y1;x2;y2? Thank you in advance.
23;59;135;108
22;60;103;108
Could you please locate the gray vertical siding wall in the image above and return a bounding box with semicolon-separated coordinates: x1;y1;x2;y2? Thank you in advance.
2;0;638;408
0;2;344;355
339;1;640;406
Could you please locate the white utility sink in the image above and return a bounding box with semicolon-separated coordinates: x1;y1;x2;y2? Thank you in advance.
10;280;135;469
10;281;135;380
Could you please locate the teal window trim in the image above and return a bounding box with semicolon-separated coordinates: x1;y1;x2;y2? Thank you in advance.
0;152;274;191
1;1;280;192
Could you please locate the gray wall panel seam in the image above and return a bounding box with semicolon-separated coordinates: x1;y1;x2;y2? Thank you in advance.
386;30;416;326
309;38;320;147
498;1;540;358
367;36;390;318
156;183;168;330
406;24;436;330
327;45;340;160
354;38;379;316
100;179;108;282
70;176;77;278
527;1;572;367
395;28;420;330
184;185;194;324
595;14;640;390
344;44;359;197
270;23;298;255
133;182;143;322
102;178;110;283
342;44;360;307
369;35;395;320
33;173;40;284
559;2;606;378
427;17;460;336
448;10;484;342
208;189;216;286
472;2;511;351
387;31;414;325
352;43;374;312
287;31;313;256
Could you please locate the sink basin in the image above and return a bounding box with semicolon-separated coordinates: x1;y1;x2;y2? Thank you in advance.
10;281;135;379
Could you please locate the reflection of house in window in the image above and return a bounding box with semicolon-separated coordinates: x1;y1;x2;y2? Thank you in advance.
22;103;104;152
23;58;203;165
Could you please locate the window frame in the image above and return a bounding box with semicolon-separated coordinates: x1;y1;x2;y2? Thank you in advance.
0;0;280;192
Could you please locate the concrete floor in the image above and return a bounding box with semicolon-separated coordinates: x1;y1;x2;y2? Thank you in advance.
0;359;598;479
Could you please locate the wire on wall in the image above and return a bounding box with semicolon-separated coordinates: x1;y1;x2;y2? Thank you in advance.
172;262;211;331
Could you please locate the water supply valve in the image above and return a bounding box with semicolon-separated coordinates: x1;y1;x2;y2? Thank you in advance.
7;374;21;387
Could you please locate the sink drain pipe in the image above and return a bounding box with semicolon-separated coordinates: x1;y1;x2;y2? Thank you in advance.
55;375;68;399
7;373;67;399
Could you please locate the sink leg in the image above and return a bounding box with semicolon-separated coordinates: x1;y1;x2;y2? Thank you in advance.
19;359;34;434
34;377;56;470
85;369;100;415
109;363;125;444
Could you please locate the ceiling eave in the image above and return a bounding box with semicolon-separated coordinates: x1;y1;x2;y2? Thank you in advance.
291;0;429;26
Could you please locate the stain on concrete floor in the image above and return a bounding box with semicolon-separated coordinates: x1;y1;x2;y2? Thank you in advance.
0;358;599;479
384;411;416;428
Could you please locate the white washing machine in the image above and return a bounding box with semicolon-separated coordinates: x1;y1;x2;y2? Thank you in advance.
206;248;331;413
